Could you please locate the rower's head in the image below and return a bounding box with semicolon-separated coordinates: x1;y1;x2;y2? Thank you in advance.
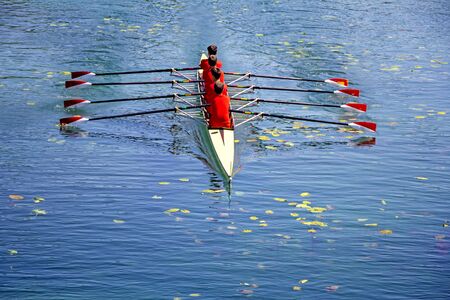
208;55;217;67
207;44;218;55
210;67;222;81
214;81;225;95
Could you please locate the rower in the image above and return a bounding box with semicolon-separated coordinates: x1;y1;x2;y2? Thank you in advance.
200;55;224;85
207;81;232;129
204;67;226;103
201;44;223;68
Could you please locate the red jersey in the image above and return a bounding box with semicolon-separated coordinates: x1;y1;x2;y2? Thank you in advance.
200;59;224;85
207;93;231;129
204;78;227;103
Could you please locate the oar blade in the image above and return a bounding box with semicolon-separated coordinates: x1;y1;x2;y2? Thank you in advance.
59;115;89;126
65;80;92;89
64;99;91;108
71;71;95;79
341;102;367;112
349;121;377;132
325;78;348;87
334;88;360;97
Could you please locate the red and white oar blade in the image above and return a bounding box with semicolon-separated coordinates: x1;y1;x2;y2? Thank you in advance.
71;71;95;79
325;77;348;87
64;99;91;108
65;80;92;89
341;102;367;113
59;115;89;127
334;88;360;97
349;121;377;132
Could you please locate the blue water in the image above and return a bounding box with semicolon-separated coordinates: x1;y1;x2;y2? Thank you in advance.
1;0;449;299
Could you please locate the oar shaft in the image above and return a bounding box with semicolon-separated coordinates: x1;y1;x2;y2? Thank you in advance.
91;80;201;86
90;104;208;121
231;97;340;108
92;93;204;104
231;110;347;126
225;72;323;83
95;67;200;76
228;85;332;93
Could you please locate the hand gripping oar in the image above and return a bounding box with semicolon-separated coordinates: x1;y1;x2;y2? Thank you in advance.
231;110;376;132
228;84;360;97
225;72;348;87
64;93;204;108
231;97;367;113
65;79;202;89
70;67;201;79
59;104;208;127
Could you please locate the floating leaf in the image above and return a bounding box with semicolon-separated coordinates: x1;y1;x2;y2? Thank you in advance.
380;65;400;72
255;33;264;37
9;194;24;200
437;111;446;115
8;249;18;255
299;279;308;284
242;229;252;233
292;286;301;291
152;195;162;199
113;219;125;224
308;229;316;233
288;202;298;206
365;223;378;227
202;189;225;193
234;139;240;143
379;229;393;235
158;181;170;185
357;218;368;222
32;209;47;216
249;216;259;221
259;223;268;227
265;145;278;150
273;197;287;202
300;192;310;197
189;293;201;297
179;178;189;182
165;208;180;213
415;177;428;180
33;196;45;203
181;209;191;214
61;71;71;76
415;116;426;119
381;199;387;205
308;207;327;213
265;210;274;215
290;212;299;217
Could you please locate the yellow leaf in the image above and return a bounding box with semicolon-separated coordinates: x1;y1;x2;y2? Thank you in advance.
180;209;191;214
299;279;309;284
9;194;24;200
242;229;252;233
256;33;264;37
437;111;446;115
234;139;240;143
265;145;278;150
159;181;170;185
202;189;225;193
273;197;287;202
415;116;426;119
249;216;259;220
300;192;310;197
380;65;400;72
265;210;274;214
165;208;180;213
365;223;378;227
179;178;189;182
308;229;316;233
32;209;47;216
258;135;270;141
290;212;299;217
259;223;268;227
292;286;301;291
379;229;393;235
288;202;298;206
308;207;327;213
8;249;18;255
415;177;428;180
113;219;125;224
189;293;201;297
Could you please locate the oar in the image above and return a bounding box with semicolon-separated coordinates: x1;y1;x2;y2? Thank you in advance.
65;79;201;89
231;97;367;113
231;110;376;132
70;67;201;79
228;84;360;97
60;104;208;126
225;72;348;87
64;92;204;108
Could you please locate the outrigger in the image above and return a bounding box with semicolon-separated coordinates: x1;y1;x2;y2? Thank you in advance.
60;50;377;189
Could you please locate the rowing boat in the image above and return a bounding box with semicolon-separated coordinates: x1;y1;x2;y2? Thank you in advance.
195;54;235;182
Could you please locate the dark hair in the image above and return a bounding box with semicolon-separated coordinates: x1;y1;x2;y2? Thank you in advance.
207;44;218;55
208;55;217;67
210;67;222;80
214;81;224;94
